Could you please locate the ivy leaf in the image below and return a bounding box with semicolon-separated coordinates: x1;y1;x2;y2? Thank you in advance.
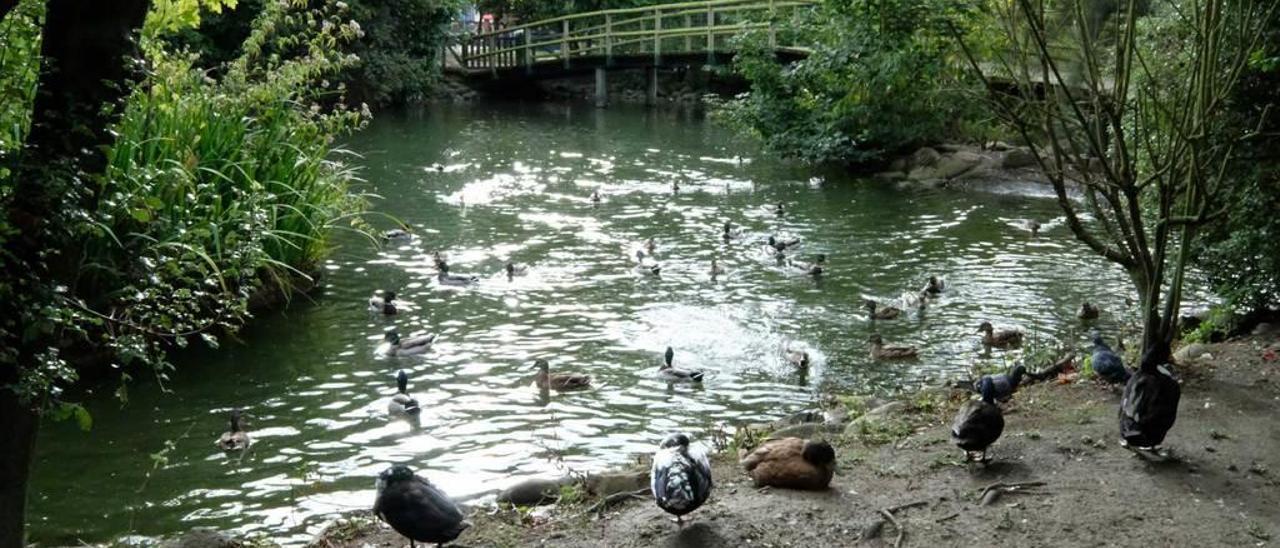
51;402;93;432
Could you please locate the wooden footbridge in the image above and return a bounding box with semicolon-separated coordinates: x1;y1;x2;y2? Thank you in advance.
444;0;817;104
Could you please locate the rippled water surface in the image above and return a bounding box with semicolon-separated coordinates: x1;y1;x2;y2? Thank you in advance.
31;103;1143;545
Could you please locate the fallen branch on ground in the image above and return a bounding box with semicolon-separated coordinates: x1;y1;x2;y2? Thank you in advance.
1025;355;1076;383
978;481;1048;506
861;500;929;547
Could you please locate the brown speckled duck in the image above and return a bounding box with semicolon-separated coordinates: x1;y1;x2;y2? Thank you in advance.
978;321;1024;348
865;299;901;320
740;438;835;490
869;334;918;360
217;409;250;451
1077;302;1100;320
534;359;591;391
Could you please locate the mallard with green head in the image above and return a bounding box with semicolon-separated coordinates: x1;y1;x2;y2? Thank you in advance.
383;330;436;356
388;370;422;417
369;290;398;316
659;347;704;383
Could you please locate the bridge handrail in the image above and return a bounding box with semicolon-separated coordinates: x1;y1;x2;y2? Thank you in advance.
465;0;815;42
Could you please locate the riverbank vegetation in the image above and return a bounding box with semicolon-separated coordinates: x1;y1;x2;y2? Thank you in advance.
0;0;371;543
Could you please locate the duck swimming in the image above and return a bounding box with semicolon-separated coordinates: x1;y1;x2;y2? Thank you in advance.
785;348;810;370
1119;343;1181;452
799;254;825;277
865;299;901;320
710;258;727;278
978;321;1024;348
436;264;478;286
1090;333;1130;384
383;330;436;357
217;409;250;451
974;364;1026;401
923;275;946;295
388;370;422;417
651;433;713;527
740;438;835;490
1078;302;1101;320
659;347;704;383
721;221;741;241
505;262;528;280
534;359;591;391
869;333;918;360
369;290;398;315
634;250;662;276
374;464;471;548
590;190;602;204
952;377;1005;462
766;236;801;254
383;228;411;242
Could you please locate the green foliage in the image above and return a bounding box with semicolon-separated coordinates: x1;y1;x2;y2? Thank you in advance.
344;0;461;106
479;0;668;21
557;482;585;505
0;0;368;408
0;0;42;169
145;0;240;37
713;0;990;165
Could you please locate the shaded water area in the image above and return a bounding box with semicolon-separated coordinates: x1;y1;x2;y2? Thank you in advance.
31;103;1148;545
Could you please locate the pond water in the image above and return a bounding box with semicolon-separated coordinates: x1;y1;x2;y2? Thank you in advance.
30;103;1144;545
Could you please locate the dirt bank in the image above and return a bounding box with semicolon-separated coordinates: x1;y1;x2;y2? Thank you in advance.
314;333;1280;547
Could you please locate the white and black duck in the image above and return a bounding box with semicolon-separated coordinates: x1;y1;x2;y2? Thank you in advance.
382;330;436;357
721;221;742;241
383;227;412;242
952;377;1005;462
505;262;528;280
374;464;471;547
651;433;713;527
1119;343;1181;453
436;264;478;286
923;275;946;295
369;290;398;316
974;364;1026;401
217;409;250;451
658;347;704;383
765;235;801;254
633;250;662;276
1090;332;1131;384
388;370;422;417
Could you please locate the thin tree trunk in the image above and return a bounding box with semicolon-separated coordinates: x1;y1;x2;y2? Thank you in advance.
0;1;150;546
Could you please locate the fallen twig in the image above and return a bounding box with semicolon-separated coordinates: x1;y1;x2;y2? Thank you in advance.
583;488;649;517
936;512;959;523
864;500;928;547
878;508;905;548
978;481;1048;506
1025;355;1076;383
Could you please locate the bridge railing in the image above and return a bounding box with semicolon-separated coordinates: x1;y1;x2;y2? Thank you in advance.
452;0;818;74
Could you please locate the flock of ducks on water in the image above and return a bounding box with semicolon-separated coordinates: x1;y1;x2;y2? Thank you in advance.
211;195;1184;547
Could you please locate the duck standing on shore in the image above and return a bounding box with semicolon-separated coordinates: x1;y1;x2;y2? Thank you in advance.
217;409;251;451
952;377;1005;462
388;370;422;417
978;321;1024;348
374;464;471;548
1090;333;1131;384
740;438;835;490
1119;343;1181;454
651;433;713;527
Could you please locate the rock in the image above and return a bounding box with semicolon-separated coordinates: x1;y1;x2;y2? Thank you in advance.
907;166;939;180
987;140;1014;151
496;477;569;506
935;143;971;153
1253;322;1277;335
768;422;841;440
1002;147;1038;169
930;151;983;179
1174;343;1209;363
161;530;241;548
584;470;649;497
822;406;850;426
865;401;908;417
911;147;942;168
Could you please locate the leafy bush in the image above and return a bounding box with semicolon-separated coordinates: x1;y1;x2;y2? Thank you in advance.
343;0;460;106
713;0;990;165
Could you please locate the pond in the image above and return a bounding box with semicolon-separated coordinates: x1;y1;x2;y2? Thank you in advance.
30;102;1141;545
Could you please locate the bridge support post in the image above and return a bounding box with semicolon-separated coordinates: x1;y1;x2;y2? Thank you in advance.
645;66;659;107
595;67;608;108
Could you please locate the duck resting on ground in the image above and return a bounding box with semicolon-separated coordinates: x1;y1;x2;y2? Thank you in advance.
388;370;422;417
974;364;1026;401
534;359;591;391
868;334;918;360
651;433;713;527
369;290;398;315
659;347;704;383
952;377;1005;463
374;464;471;548
217;409;251;451
383;330;436;357
740;438;835;490
436;264;478;286
865;299;901;320
1077;302;1101;320
1090;333;1131;384
978;321;1024;348
1119;343;1181;454
923;275;946;295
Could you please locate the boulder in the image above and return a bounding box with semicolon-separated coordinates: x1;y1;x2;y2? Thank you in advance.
911;147;942;168
1002;147;1038;169
1174;343;1209;363
160;530;240;548
767;422;841;440
930;151;983;179
585;470;649;497
496;477;569;506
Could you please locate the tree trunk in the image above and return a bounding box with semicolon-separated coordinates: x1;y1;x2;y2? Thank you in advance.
0;392;39;548
0;1;150;546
